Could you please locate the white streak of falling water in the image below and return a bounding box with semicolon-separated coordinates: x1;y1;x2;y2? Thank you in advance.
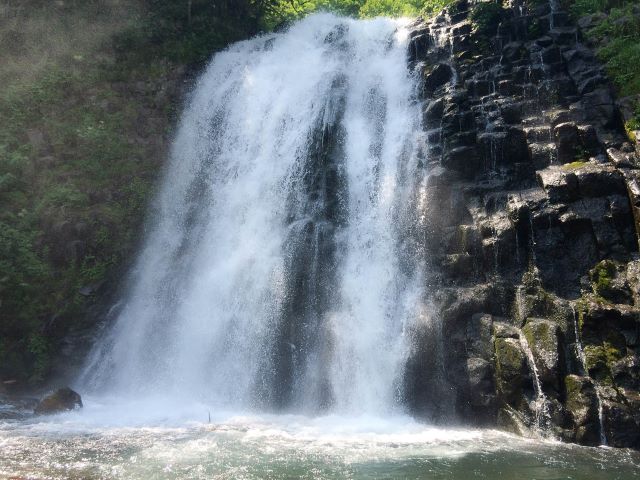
518;333;552;436
79;14;425;417
570;305;607;445
570;306;588;371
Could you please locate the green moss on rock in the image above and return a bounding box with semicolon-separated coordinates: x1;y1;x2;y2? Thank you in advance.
523;319;561;392
584;342;624;382
523;320;555;354
588;260;633;304
494;337;526;403
562;160;588;170
590;260;616;298
564;374;600;445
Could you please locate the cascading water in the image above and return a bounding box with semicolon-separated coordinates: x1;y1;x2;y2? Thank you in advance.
79;14;426;417
518;333;552;435
6;5;640;478
570;305;607;445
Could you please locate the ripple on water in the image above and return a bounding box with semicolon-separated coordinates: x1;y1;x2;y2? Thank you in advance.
0;411;639;479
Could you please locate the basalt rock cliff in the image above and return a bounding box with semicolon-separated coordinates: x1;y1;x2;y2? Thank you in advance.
406;0;640;447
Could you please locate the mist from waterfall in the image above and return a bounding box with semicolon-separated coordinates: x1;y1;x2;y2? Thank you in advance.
79;13;428;417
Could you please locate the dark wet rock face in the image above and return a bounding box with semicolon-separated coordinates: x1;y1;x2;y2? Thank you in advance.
34;387;82;415
564;374;601;446
424;63;454;94
406;0;640;448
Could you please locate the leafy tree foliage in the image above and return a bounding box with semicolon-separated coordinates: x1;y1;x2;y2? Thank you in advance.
259;0;456;28
469;1;505;37
359;0;423;17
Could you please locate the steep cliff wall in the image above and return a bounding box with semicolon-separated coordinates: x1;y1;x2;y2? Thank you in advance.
406;0;640;447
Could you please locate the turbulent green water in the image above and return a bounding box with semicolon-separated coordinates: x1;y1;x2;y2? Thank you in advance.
1;409;638;479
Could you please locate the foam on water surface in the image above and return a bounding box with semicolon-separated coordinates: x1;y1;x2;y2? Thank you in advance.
1;410;639;479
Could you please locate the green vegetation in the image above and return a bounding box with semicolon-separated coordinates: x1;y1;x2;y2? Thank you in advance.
562;160;588;170
584;342;623;382
360;0;424;17
624;103;640;142
587;3;640;98
261;0;456;27
589;259;617;299
468;1;507;53
0;1;173;383
566;0;640;138
0;0;279;384
469;1;505;37
567;0;628;17
116;0;266;65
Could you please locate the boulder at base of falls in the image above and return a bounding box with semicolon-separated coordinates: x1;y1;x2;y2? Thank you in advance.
564;374;601;446
34;387;82;415
494;337;527;405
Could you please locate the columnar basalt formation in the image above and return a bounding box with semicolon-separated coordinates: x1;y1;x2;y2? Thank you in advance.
406;0;640;448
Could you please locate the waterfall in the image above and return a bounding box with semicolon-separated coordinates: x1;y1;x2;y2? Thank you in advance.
79;14;426;417
570;306;588;372
570;305;607;445
518;333;552;435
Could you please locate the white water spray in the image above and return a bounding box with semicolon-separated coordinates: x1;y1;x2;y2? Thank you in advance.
518;333;552;435
80;14;425;417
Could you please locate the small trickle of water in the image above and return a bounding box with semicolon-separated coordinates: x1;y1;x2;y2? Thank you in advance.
549;0;560;29
570;305;588;373
528;216;538;264
515;284;527;324
570;305;607;446
594;384;608;446
519;332;552;436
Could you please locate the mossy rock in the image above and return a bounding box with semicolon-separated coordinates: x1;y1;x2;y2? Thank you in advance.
564;375;601;446
589;260;632;304
514;273;561;325
34;387;82;415
494;337;526;404
565;375;596;420
577;297;634;348
470;1;506;38
583;342;624;382
624;121;637;143
561;160;587;170
523;318;561;393
493;321;519;339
